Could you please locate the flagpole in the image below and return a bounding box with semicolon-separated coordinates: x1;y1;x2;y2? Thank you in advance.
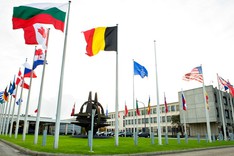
2;91;9;135
5;93;13;135
227;80;234;133
22;47;37;141
15;79;24;139
0;104;3;134
154;40;162;145
34;29;50;144
164;92;168;135
181;89;187;135
9;84;18;137
54;1;71;149
113;24;119;146
148;96;152;136
132;59;136;141
0;102;6;134
217;74;227;140
201;65;212;142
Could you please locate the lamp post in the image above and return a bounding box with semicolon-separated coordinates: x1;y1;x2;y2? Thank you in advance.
138;101;146;132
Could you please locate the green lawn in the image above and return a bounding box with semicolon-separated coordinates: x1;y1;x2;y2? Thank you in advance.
1;134;234;155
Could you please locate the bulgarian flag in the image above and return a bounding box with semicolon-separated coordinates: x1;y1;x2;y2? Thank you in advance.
12;3;67;32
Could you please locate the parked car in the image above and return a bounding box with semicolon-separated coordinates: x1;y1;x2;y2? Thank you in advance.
118;131;133;137
106;131;114;136
138;132;150;138
96;131;105;136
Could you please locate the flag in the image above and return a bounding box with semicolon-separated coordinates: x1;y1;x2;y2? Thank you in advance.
227;82;234;97
218;76;229;90
16;69;30;89
136;99;140;116
183;66;203;83
23;24;48;49
12;3;67;32
33;48;46;69
124;103;128;117
118;112;120;118
134;61;148;78
16;98;23;105
23;62;37;78
34;109;38;113
71;103;75;116
164;94;168;113
3;87;9;102
8;76;16;95
0;91;4;104
83;26;117;56
181;92;187;111
147;96;151;115
205;89;209;110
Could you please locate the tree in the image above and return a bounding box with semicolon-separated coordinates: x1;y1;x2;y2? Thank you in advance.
171;115;184;137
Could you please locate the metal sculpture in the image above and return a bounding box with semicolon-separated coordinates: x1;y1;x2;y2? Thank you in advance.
71;91;110;135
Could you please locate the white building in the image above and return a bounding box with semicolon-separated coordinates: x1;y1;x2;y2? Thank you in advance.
106;85;234;137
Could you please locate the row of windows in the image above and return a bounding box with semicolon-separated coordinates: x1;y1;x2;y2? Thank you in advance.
216;108;233;119
108;105;179;119
108;116;174;127
124;126;177;133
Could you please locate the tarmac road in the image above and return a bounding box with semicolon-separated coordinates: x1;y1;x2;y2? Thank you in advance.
0;141;29;156
160;146;234;156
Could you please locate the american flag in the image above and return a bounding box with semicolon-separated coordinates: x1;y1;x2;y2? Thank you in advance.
183;66;203;83
218;75;229;90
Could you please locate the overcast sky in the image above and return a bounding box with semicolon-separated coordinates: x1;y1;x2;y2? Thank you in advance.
1;0;234;119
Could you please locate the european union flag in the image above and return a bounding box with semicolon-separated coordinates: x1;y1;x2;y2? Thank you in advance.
134;61;148;78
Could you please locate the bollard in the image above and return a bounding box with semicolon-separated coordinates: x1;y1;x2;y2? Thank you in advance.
177;133;180;144
151;132;155;145
42;130;47;146
197;133;200;143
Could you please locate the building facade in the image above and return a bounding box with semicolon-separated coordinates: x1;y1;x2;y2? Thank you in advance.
106;101;180;136
106;85;234;137
179;85;234;137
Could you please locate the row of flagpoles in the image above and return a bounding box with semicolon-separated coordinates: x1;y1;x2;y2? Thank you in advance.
1;2;234;150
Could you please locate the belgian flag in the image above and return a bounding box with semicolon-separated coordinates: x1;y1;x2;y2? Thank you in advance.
83;26;117;56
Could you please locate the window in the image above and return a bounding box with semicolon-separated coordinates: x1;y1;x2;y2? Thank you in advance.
214;93;217;103
162;107;165;113
223;97;228;105
167;116;171;122
162;116;165;122
216;108;219;118
154;117;157;123
225;110;230;119
171;105;175;111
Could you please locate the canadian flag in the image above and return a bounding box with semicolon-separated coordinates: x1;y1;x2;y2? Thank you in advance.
23;23;48;49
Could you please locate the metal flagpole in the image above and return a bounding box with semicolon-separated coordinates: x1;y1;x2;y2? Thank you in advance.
217;74;227;140
9;84;19;137
228;82;234;133
5;93;13;135
0;102;6;134
22;48;37;141
0;104;3;134
2;100;8;135
15;79;24;139
114;24;119;146
132;59;136;141
54;1;71;149
154;40;162;145
181;89;187;135
34;28;50;145
201;64;212;142
164;92;168;135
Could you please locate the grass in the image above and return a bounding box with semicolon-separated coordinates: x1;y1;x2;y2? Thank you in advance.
1;134;234;155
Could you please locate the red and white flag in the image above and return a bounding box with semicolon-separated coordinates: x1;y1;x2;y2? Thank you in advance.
23;23;48;49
